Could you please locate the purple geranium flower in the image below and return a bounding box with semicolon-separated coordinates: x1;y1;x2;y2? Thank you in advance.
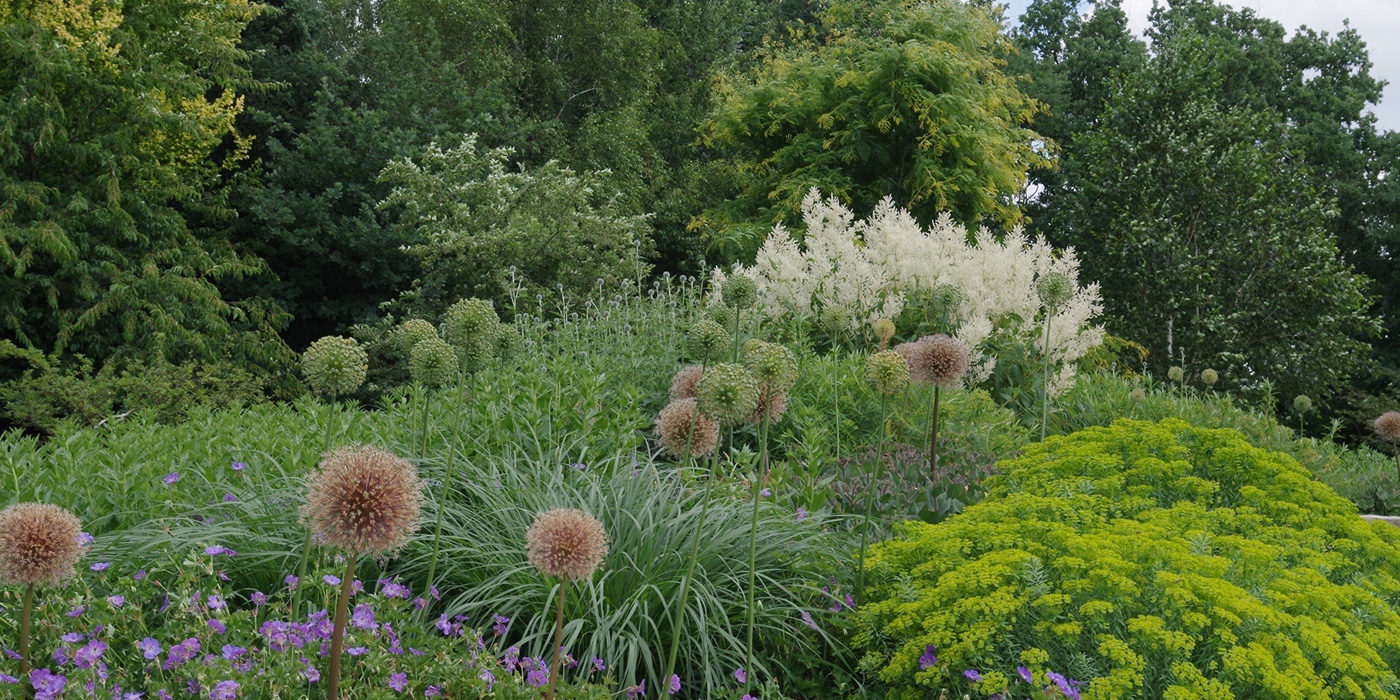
211;680;239;700
231;462;246;472
137;638;161;660
323;574;341;586
919;645;938;671
77;532;94;546
107;595;125;608
669;674;681;695
74;640;106;669
379;581;410;599
30;668;66;700
205;546;237;557
492;614;509;635
67;605;85;617
352;604;375;630
1017;666;1033;684
388;673;407;692
796;507;808;521
251;591;266;607
801;610;817;630
625;680;646;699
163;472;179;485
90;561;109;572
222;645;247;661
964;669;981;681
285;575;299;590
208;594;226;610
208;619;227;635
222;494;236;502
347;647;368;657
735;667;747;684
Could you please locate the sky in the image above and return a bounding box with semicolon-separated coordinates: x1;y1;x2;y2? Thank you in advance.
998;0;1400;132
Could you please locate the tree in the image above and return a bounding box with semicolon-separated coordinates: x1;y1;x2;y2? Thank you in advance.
697;0;1051;260
0;0;292;373
1053;32;1375;400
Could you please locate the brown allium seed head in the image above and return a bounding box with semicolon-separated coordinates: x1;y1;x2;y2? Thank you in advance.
0;503;84;587
1376;411;1400;442
746;388;789;425
907;334;970;389
655;398;720;458
669;365;705;401
526;508;609;581
302;445;424;555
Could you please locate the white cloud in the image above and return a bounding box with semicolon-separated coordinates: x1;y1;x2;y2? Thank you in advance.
1002;0;1399;131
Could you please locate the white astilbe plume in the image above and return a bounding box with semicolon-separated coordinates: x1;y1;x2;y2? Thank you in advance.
731;189;1104;397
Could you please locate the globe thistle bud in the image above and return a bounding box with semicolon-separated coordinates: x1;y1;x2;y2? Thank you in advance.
1129;387;1146;403
746;387;789;425
302;445;424;555
929;284;963;318
743;340;798;391
687;320;731;364
695;363;761;426
526;509;609;581
302;336;368;399
1167;366;1185;383
493;324;524;363
655;398;720;458
669;365;705;401
0;503;83;587
1293;395;1313;415
1036;272;1073;309
398;319;439;351
864;350;910;397
905;335;969;390
1200;369;1219;386
721;274;758;310
442;298;501;349
1375;411;1400;442
872;319;896;350
408;336;458;388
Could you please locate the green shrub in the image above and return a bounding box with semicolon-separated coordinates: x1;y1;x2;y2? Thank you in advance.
858;419;1400;700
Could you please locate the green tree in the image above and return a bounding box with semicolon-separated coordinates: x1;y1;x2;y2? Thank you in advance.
697;0;1051;260
0;0;292;373
1053;32;1375;400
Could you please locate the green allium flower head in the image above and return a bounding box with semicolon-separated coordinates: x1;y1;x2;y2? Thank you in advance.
872;318;896;349
743;340;798;390
721;274;758;310
687;319;731;364
302;336;368;399
1130;387;1146;403
705;304;736;331
457;335;496;375
398;319;439;350
442;298;501;348
1036;272;1073;309
694;363;760;425
493;324;524;363
929;284;963;317
409;336;459;388
1293;395;1313;414
864;350;910;397
1200;369;1219;386
1167;366;1185;383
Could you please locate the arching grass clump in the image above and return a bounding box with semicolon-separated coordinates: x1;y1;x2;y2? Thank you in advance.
858;418;1400;700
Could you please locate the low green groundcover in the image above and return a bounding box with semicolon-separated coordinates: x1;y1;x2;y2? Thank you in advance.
858;418;1400;700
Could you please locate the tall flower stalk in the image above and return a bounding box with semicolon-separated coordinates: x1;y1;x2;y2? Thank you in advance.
899;335;969;481
857;350;909;603
422;386;471;618
526;509;609;700
302;445;424;700
0;503;83;694
1375;412;1400;482
1036;273;1072;441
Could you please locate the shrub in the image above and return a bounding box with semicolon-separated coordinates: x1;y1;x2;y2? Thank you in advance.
858;418;1400;700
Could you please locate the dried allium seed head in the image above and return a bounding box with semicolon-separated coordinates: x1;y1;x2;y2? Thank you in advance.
409;336;459;388
1036;272;1073;309
743;340;798;391
907;335;970;389
864;350;910;397
721;274;758;310
655;398;721;458
669;365;705;401
1200;369;1218;386
1375;411;1400;442
302;336;368;399
872;319;896;350
526;509;609;581
1293;395;1313;415
746;388;789;425
302;445;424;555
1167;366;1185;383
687;320;731;365
1129;387;1146;403
0;503;84;587
398;319;439;350
695;363;761;426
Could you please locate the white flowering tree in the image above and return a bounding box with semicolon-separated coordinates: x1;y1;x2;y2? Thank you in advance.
711;189;1104;398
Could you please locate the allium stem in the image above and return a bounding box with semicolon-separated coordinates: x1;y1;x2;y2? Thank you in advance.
326;555;357;700
661;451;717;699
732;307;743;363
547;582;567;700
420;385;432;458
19;583;32;691
1393;444;1399;484
1041;312;1053;441
857;395;890;605
928;386;941;482
743;406;772;691
422;388;466;620
292;407;337;615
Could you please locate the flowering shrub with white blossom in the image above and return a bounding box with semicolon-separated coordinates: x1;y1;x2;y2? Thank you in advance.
711;190;1104;398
